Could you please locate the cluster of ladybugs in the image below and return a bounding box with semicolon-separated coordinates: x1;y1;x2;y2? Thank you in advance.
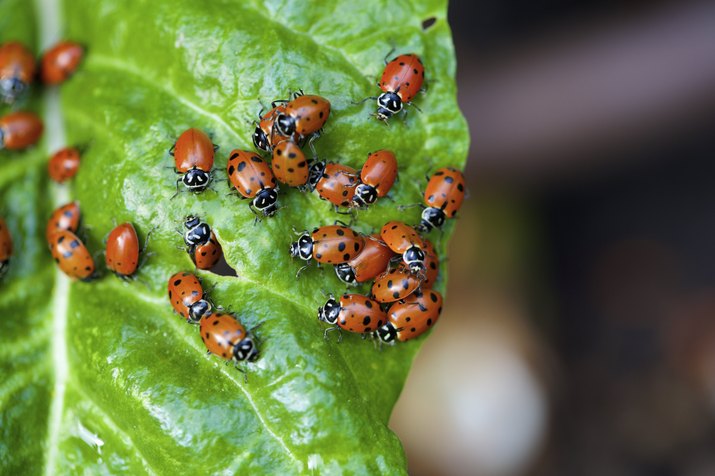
1;41;467;369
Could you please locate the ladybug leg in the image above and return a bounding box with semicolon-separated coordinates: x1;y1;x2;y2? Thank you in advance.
383;47;396;65
295;263;310;278
168;142;176;156
323;326;343;343
351;96;377;106
405;101;423;113
171;178;183;199
397;203;423;211
236;364;249;383
332;219;350;227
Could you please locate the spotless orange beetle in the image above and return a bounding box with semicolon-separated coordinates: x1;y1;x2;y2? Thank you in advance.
48;146;81;183
105;222;150;279
40;41;84;85
171;128;216;193
0;111;43;150
0;41;36;104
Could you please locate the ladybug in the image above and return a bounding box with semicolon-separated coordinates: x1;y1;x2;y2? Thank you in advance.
105;222;146;279
274;93;331;138
371;266;422;303
417;167;466;232
0;41;35;104
253;103;292;152
183;216;211;249
312;162;359;209
46;202;80;244
40;41;84;85
0;217;13;278
0;111;43;150
290;225;364;274
380;221;426;274
373;53;425;121
334;233;396;285
375;289;443;343
192;231;222;270
167;271;212;323
422;238;440;288
171;128;215;193
226;149;279;217
318;293;387;341
49;230;95;280
271;140;310;187
352;150;398;208
48;146;81;183
200;312;259;363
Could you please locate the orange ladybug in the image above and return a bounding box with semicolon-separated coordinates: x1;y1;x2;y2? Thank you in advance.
318;293;387;341
274;93;331;138
290;225;364;275
200;312;259;362
0;217;13;278
422;239;440;288
48;146;81;183
271;140;310;187
417;167;466;232
353;150;397;208
105;223;146;278
0;41;35;104
49;230;95;280
226;149;279;217
253;103;292;152
167;271;212;323
334;233;396;285
375;289;443;343
0;111;43;150
380;221;426;274
192;231;222;270
371;266;422;303
311;162;359;209
375;53;425;121
46;202;80;244
40;41;84;85
171;128;215;193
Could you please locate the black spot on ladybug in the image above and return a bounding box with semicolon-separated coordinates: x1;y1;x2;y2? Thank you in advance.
363;316;371;325
402;279;410;290
245;188;252;195
457;183;464;192
316;253;322;259
411;327;416;332
173;279;182;286
353;242;360;252
251;155;262;162
311;99;318;104
276;148;283;156
338;242;346;252
427;319;433;326
405;317;411;322
391;225;398;230
444;176;454;184
365;300;372;308
430;292;438;302
319;111;324;118
387;279;393;288
213;320;220;326
343;253;350;261
340;319;346;325
288;168;294;173
399;62;405;66
413;68;418;75
342;190;348;197
336;228;345;236
237;161;247;171
228;165;235;175
393;291;401;299
62;251;72;258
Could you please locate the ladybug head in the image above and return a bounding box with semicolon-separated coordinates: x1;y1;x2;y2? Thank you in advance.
252;126;270;152
353;183;378;208
234;335;259;362
290;233;313;261
403;245;426;274
275;113;296;137
306;160;326;192
188;299;212;323
184;216;200;229
334;263;357;284
182;168;211;192
184;219;211;247
416;207;445;233
376;91;402;120
375;322;397;343
0;77;26;104
252;188;278;216
318;297;341;324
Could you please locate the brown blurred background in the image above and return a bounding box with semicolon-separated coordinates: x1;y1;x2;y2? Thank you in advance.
390;0;715;474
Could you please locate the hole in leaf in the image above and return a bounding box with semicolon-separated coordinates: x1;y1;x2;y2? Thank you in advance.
422;17;437;30
207;253;237;277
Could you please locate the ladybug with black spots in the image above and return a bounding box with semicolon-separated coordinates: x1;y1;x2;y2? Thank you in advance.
192;230;222;270
48;146;81;183
380;221;426;274
0;111;43;150
183;216;211;249
200;312;259;363
290;225;364;275
375;289;443;343
226;149;279;217
318;293;387;341
352;150;398;208
253;103;292;152
334;233;396;285
274;92;331;139
167;271;212;323
361;52;425;122
417;167;466;232
271;140;310;187
40;40;84;85
46;202;80;244
0;217;13;278
371;266;422;303
49;230;95;280
171;128;216;194
310;161;359;210
0;41;35;104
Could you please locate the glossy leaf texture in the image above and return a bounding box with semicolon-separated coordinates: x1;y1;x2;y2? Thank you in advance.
0;0;468;474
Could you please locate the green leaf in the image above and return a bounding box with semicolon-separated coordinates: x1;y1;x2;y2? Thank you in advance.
0;0;468;473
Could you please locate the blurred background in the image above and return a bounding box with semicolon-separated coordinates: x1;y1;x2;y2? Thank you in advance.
390;0;715;474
